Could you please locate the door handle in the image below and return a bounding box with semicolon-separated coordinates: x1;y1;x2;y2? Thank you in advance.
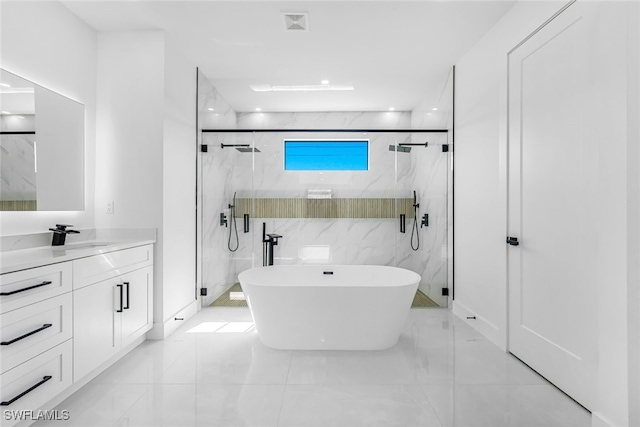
506;237;520;246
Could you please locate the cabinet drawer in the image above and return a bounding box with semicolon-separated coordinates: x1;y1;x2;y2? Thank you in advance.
73;245;153;289
1;293;72;374
0;340;72;427
0;262;72;313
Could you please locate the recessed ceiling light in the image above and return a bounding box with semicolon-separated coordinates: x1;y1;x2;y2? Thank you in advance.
0;83;10;88
207;107;215;111
255;107;262;112
1;111;11;114
321;79;330;85
432;107;438;111
250;83;354;92
388;107;396;111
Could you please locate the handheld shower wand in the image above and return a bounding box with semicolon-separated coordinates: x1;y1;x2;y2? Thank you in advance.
227;192;239;252
411;190;420;251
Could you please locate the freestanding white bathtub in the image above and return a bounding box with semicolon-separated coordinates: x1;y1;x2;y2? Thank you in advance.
238;265;420;350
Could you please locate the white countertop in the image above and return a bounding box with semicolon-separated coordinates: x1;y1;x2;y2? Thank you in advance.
0;239;156;275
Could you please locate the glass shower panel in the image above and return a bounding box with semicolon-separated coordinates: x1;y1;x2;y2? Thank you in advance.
199;132;255;307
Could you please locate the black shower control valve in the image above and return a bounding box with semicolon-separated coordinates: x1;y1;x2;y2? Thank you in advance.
506;236;520;246
220;212;228;227
421;214;429;228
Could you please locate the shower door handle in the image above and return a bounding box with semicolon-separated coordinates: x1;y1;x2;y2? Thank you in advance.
400;214;406;233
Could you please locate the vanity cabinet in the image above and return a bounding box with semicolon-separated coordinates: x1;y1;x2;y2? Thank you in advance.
0;263;74;427
73;265;153;380
0;242;154;426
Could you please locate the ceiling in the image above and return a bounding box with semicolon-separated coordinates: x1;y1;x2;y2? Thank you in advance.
61;1;514;113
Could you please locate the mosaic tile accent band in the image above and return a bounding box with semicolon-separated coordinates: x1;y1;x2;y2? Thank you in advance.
234;198;414;219
0;200;37;211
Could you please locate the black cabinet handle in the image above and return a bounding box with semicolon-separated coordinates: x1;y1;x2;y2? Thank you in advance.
123;282;130;310
400;214;406;233
0;281;52;296
506;237;520;246
1;324;52;346
0;376;52;406
116;284;123;312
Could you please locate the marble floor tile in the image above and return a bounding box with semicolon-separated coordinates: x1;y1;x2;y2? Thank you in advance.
31;306;591;427
422;383;590;427
278;384;442;427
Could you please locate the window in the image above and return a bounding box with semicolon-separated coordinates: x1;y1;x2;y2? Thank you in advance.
283;140;369;171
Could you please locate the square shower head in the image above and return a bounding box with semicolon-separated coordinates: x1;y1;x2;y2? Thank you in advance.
388;145;411;153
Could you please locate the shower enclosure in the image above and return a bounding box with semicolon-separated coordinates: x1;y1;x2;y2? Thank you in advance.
197;128;451;308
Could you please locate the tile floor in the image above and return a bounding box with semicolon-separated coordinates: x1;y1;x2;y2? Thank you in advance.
36;307;590;427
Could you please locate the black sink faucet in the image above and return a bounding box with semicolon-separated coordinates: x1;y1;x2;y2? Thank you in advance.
262;222;282;266
49;224;80;246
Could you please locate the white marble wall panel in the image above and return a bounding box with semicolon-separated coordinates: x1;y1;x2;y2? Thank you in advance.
237;111;411;130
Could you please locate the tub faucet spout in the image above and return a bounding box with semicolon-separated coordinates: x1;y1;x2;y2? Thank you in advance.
262;223;283;266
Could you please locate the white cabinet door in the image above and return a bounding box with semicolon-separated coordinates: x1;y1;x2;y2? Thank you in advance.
121;267;153;348
73;278;121;380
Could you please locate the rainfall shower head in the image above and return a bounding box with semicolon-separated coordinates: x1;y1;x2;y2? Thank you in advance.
220;143;260;153
389;145;411;153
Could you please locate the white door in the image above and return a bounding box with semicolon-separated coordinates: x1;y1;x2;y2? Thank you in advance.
507;1;601;409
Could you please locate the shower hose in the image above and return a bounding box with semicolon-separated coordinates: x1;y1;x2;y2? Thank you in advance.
228;192;239;252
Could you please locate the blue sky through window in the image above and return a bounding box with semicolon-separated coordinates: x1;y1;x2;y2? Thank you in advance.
284;140;369;171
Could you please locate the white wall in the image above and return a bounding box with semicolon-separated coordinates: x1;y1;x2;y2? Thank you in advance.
454;0;565;347
95;31;197;337
161;37;197;326
455;2;639;426
626;4;640;426
0;1;96;234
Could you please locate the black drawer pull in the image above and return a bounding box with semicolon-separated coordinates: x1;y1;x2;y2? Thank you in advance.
323;271;334;275
123;282;130;310
0;281;52;296
1;324;53;346
116;284;124;313
1;376;52;406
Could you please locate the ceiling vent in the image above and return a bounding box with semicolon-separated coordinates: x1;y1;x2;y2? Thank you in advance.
283;13;309;31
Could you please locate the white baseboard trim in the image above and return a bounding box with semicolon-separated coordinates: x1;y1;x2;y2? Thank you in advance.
452;300;506;351
147;300;198;340
591;412;618;427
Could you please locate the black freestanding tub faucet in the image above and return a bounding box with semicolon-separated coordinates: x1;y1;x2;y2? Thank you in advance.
262;222;282;266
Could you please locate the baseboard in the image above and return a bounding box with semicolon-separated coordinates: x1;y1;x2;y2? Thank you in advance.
452;300;506;351
147;300;198;340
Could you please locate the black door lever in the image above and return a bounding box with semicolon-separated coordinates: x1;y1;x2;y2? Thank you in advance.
506;237;520;246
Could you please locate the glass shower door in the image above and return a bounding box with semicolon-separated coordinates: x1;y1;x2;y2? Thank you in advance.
199;132;255;307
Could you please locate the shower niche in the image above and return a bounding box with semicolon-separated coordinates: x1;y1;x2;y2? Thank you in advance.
197;128;451;308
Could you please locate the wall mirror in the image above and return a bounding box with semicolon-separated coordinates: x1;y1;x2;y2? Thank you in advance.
0;69;84;211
